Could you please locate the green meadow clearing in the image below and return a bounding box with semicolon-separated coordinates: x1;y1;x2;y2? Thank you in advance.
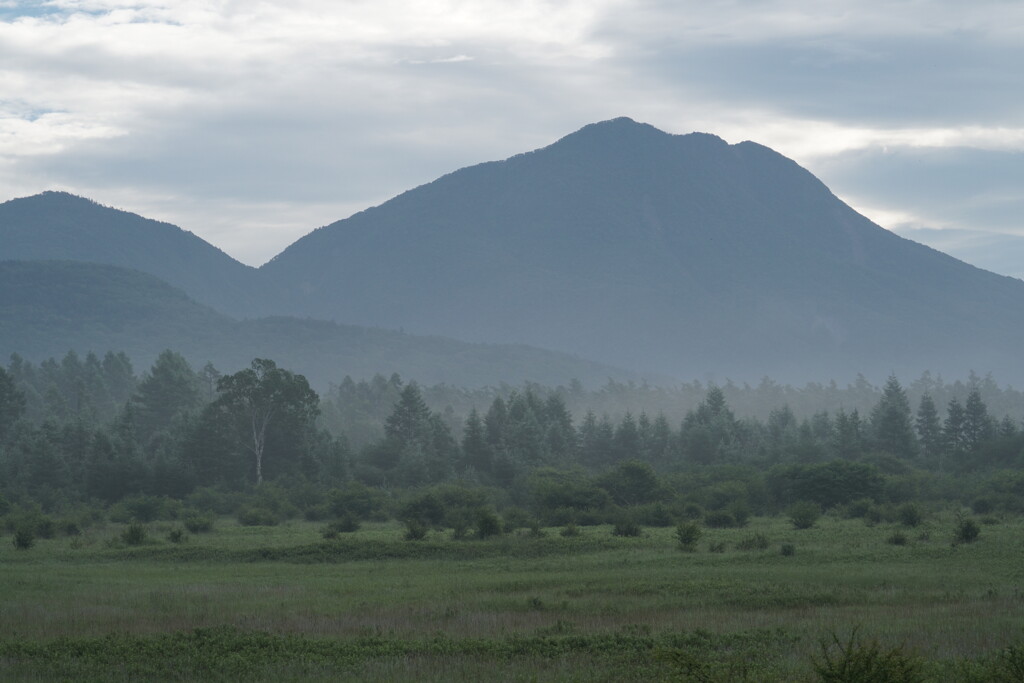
2;513;1023;681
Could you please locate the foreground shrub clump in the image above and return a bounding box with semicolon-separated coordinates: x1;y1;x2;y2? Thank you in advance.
954;511;981;544
12;528;34;550
121;523;148;546
236;507;279;527
814;629;924;682
789;502;821;530
675;522;702;551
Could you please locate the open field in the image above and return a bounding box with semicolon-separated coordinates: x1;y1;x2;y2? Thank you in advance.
2;512;1023;681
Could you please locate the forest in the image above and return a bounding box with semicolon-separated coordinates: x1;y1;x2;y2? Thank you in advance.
2;349;1022;535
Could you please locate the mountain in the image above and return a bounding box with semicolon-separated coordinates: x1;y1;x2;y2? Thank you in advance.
0;261;629;387
0;192;260;316
259;117;1024;384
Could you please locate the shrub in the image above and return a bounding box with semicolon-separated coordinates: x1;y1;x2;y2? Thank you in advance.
12;528;34;550
59;519;81;537
560;522;580;537
780;543;796;556
612;519;642;537
323;516;360;538
236;507;279;526
887;531;908;546
708;541;727;553
704;511;736;529
675;522;702;551
813;629;924;682
167;528;186;543
788;501;821;530
403;519;428;541
735;533;770;551
502;507;534;532
727;503;751;527
121;523;147;546
897;503;923;528
34;516;56;539
990;644;1024;682
954;511;980;544
184;514;214;533
477;509;503;539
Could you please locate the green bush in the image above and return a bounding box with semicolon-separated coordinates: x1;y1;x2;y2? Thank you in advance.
323;515;360;537
34;516;56;539
789;501;821;530
121;523;148;546
813;629;924;682
887;531;908;546
560;522;580;537
12;528;34;550
675;522;702;551
167;528;186;543
780;543;796;556
502;507;534;532
184;513;214;533
476;508;503;539
708;541;727;553
954;511;980;544
236;507;279;527
403;519;428;541
897;503;923;528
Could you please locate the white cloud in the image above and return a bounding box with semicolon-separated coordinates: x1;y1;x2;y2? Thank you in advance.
0;0;1022;273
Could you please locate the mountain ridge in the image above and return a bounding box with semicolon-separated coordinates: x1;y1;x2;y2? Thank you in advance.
5;117;1024;384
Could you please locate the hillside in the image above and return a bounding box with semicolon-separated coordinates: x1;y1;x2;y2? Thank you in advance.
258;118;1024;383
0;261;629;387
0;192;260;317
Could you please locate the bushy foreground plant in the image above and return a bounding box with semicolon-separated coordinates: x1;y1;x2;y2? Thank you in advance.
954;511;980;544
813;629;924;682
675;522;702;551
789;501;821;530
12;528;34;550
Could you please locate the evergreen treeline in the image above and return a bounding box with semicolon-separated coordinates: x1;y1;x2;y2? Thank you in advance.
2;350;1023;532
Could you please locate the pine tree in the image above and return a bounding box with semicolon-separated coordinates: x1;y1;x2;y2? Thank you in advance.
962;389;994;453
915;394;942;468
869;375;917;459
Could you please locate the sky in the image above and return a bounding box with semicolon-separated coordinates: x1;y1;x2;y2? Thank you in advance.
1;1;1023;275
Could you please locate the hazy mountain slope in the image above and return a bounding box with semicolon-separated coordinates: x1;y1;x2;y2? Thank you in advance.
0;192;260;316
0;261;629;387
259;118;1024;383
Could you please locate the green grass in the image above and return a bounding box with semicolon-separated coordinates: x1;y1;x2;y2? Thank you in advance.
1;512;1022;680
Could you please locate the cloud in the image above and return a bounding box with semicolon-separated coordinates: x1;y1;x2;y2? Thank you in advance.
0;0;1022;272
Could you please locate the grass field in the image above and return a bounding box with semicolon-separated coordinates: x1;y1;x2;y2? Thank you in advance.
2;511;1023;681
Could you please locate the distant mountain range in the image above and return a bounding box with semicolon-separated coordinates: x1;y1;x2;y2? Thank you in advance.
4;117;1024;385
0;261;628;387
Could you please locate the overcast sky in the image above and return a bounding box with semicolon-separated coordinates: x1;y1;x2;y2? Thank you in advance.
2;1;1023;275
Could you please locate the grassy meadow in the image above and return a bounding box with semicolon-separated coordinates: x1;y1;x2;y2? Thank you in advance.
2;511;1023;681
